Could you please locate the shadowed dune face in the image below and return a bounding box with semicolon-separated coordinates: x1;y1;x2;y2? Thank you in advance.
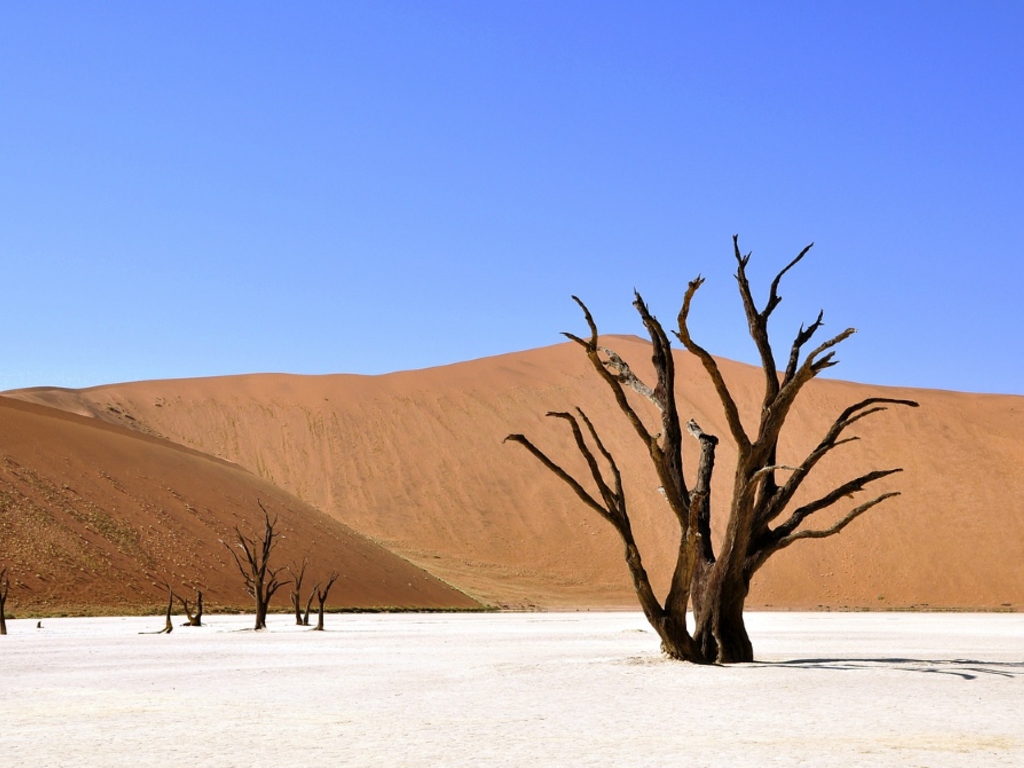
7;337;1024;611
0;397;480;615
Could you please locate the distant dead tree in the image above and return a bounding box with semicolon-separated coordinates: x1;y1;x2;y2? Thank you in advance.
177;587;204;627
302;586;316;626
0;567;10;635
140;584;175;635
225;501;289;630
311;571;340;631
287;558;309;626
506;236;918;663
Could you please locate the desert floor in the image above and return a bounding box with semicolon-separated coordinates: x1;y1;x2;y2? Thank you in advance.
2;612;1022;767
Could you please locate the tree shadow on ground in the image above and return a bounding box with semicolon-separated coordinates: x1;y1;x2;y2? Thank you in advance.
753;658;1024;680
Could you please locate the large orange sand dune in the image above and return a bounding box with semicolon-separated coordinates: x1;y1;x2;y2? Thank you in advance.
6;337;1024;611
0;397;479;615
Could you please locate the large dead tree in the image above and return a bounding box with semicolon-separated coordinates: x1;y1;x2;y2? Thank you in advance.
506;237;918;663
225;501;290;630
0;567;10;635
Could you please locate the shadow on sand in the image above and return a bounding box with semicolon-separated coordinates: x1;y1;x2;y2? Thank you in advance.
754;658;1024;680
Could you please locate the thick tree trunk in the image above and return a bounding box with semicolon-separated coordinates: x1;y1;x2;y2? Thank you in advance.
693;568;753;663
656;612;704;661
254;594;268;630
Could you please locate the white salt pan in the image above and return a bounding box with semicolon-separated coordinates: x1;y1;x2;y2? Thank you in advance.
1;612;1021;767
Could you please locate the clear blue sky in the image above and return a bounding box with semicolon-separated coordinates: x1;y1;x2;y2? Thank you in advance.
2;2;1022;394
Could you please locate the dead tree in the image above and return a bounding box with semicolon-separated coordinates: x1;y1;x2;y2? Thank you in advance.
225;501;290;630
303;586;316;626
0;567;10;636
312;571;340;631
177;588;204;627
506;236;918;663
140;585;175;635
287;558;309;626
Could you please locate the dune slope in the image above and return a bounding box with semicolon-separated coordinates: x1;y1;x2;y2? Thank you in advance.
8;337;1024;610
0;397;480;615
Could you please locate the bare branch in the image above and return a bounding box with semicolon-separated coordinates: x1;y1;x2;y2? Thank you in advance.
565;297;659;452
675;276;751;451
566;295;599;349
766;242;814;317
750;464;799;483
599;345;658;405
733;235;779;392
773;468;903;540
685;419;718;561
769;329;857;433
574;408;625;506
563;295;693;523
784;310;825;383
632;291;688;506
504;433;618;528
759;398;919;526
775;492;901;548
547;410;621;517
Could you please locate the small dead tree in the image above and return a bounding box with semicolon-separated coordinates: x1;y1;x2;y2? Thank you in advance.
507;236;918;663
303;586;316;626
225;501;290;630
178;588;204;627
0;567;10;636
312;571;340;631
140;585;175;635
287;558;309;626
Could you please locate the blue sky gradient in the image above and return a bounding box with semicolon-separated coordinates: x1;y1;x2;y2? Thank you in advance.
2;2;1022;393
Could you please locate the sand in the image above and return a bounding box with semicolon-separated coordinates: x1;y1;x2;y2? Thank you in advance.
1;612;1021;767
8;337;1024;611
0;396;479;614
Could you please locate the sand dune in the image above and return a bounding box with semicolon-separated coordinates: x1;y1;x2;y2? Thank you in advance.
0;396;480;615
6;337;1024;610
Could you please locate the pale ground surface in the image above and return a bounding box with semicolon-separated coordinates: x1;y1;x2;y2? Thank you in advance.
1;612;1021;767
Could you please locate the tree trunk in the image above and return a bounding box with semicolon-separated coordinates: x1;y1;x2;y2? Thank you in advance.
303;590;315;626
255;594;268;630
693;568;753;663
656;612;704;661
0;567;9;635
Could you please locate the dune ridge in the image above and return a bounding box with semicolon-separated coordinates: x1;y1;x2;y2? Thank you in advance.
6;337;1024;611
